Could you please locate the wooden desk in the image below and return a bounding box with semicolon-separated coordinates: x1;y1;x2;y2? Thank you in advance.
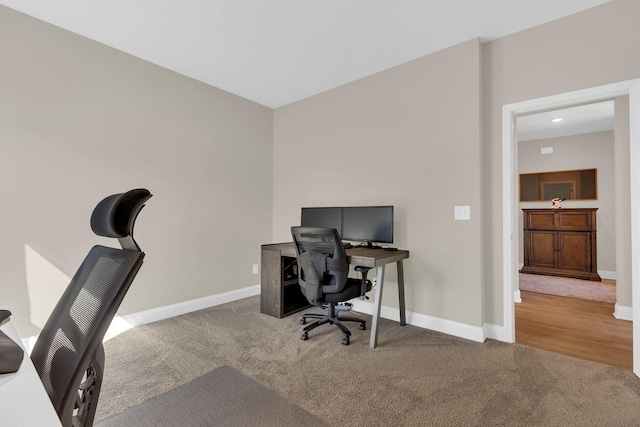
0;320;61;426
260;243;409;348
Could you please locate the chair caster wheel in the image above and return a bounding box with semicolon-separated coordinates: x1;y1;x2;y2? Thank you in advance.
342;336;350;346
359;323;366;330
301;333;308;341
299;318;306;325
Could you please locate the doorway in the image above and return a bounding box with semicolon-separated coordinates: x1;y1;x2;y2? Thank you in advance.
513;101;631;368
501;79;640;376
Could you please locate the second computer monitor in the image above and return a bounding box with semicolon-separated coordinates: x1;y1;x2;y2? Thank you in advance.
342;206;394;244
300;207;342;231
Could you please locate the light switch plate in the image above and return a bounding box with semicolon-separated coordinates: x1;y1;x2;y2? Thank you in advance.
455;206;471;221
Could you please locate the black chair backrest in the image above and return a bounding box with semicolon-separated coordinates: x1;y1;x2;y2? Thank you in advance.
30;189;151;427
291;227;349;304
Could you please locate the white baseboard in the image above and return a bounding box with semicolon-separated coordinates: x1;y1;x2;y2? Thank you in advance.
104;284;261;341
109;286;507;345
483;323;509;342
35;280;624;353
598;270;617;280
350;299;487;343
614;303;632;321
119;288;513;345
23;284;262;351
514;289;522;303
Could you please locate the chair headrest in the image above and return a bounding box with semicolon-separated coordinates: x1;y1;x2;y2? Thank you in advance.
90;189;152;242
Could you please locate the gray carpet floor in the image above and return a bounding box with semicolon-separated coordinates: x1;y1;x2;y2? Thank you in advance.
97;296;640;426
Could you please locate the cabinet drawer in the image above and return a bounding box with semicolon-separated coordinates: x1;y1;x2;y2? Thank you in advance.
524;209;595;231
558;211;593;230
526;211;556;229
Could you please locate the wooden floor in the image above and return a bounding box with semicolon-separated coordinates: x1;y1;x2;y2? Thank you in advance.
515;290;633;370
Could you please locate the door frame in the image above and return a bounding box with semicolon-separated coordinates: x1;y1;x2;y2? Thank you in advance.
629;81;640;375
501;80;640;361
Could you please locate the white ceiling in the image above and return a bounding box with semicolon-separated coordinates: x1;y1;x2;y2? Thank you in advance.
0;0;611;108
517;101;615;142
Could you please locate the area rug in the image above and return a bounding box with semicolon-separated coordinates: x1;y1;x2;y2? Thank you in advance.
519;273;616;303
97;365;330;427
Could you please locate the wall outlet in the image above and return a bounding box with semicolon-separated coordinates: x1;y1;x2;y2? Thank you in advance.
252;264;259;274
454;206;471;221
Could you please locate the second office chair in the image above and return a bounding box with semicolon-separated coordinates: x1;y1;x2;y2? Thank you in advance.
291;226;372;345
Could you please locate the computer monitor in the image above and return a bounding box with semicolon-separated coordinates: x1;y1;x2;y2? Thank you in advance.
300;207;342;232
341;206;394;247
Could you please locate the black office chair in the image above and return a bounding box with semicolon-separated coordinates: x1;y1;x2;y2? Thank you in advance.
291;226;372;345
30;188;152;427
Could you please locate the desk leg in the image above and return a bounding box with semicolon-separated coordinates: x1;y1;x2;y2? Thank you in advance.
397;260;406;326
370;264;385;349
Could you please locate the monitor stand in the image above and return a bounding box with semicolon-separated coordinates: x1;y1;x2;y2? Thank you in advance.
360;241;382;249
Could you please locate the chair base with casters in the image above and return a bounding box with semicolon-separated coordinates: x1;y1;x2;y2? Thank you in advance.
300;279;371;345
300;303;368;346
298;256;373;345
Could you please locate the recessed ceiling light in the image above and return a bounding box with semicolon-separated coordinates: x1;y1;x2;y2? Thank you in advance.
551;118;563;123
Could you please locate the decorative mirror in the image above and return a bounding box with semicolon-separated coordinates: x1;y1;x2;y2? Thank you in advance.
520;168;597;201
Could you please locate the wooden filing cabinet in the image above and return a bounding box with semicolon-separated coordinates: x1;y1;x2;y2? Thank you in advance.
521;208;601;281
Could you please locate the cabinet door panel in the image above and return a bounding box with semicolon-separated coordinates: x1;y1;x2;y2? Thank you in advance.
558;232;591;272
527;231;557;268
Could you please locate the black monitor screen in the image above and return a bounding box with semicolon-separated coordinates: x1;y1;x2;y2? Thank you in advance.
341;206;393;244
300;207;342;232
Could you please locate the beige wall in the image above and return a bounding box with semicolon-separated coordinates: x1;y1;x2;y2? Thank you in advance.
0;6;274;335
517;131;616;273
274;39;484;326
482;0;640;325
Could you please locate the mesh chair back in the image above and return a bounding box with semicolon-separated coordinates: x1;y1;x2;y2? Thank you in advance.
30;246;143;420
30;188;151;427
291;227;349;303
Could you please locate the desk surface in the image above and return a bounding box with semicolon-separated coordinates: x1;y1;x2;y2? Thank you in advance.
0;320;61;426
263;242;409;268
